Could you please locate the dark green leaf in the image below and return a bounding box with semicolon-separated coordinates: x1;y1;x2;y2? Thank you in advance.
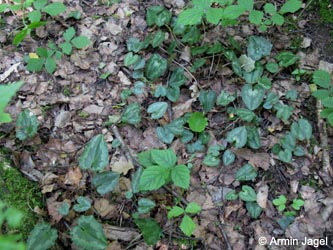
134;218;162;245
278;149;292;163
216;90;236;106
246;126;261;149
275;51;299;68
247;36;272;61
156;126;174;144
124;52;140;66
223;149;235;166
280;132;296;151
147;102;168;119
241;84;265;110
27;223;57;250
16;110;39;140
235;108;256;122
236;164;257;181
169;68;186;88
227;126;247;148
79;134;109;172
266;62;279;73
121;103;141;125
199;90;217;113
73;197;91;212
291;119;312;141
151;30;165;48
246;202;262;219
145;54;168;80
137;198;156;214
92;171;120;195
131;166;143;194
127;37;143;53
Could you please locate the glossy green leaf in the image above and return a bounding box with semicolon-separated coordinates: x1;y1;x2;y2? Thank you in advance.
227;126;247;148
43;2;66;16
134;218;162;245
177;8;203;25
92;171;120;195
246;202;262;219
180;215;196;236
16;110;39;140
167;206;184;219
147;102;168;119
139;166;170;191
121;103;141;125
137;198;156;214
223;149;235;166
185;202;201;214
79;134;109;172
313;70;331;88
71;36;90;49
247;36;272;61
241;84;265;110
188;112;208;133
151;149;177;167
73;197;91;212
291;119;312;141
236;164;257;181
27;223;57;250
145;54;168;80
239;185;257;202
171;164;190;189
70;215;107;250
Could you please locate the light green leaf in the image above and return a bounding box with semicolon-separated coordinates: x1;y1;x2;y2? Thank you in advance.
206;8;224;24
185;202;201;214
121;103;141;125
266;62;279;73
0;81;24;123
45;57;56;74
151;149;177;167
145;54;168;80
247;36;272;61
63;27;76;41
73;197;91;212
272;13;284;25
79;134;109;172
168;206;184;219
13;29;28;45
146;6;165;26
138;150;154;167
226;190;238;200
223;149;235;166
134;218;162;245
27;223;58;250
43;2;66;16
147;102;168;119
138;198;156;214
239;185;257;202
264;3;276;14
246;202;262;219
59;42;72;55
279;0;302;14
235;108;256;122
58;202;70;216
203;154;220;167
188;112;208;133
223;5;247;19
236;164;257;181
291;119;312;141
239;54;255;72
92;171;120;195
171;164;190;189
139;166;170;191
216;90;236;106
28;10;42;22
16;110;39;140
180;215;196;236
177;8;203;25
227;126;247;148
27;58;44;72
275;51;299;68
291;199;304;210
70;215;107;250
71;36;90;49
313;70;331;88
241;84;265;110
238;0;254;10
278;149;292;163
249;10;263;25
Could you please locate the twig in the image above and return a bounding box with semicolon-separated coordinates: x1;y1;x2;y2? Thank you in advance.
217;207;232;250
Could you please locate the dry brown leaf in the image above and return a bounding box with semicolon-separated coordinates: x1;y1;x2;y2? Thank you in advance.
94;198;117;218
103;224;140;241
112;156;134;175
64;167;82;186
256;184;268;209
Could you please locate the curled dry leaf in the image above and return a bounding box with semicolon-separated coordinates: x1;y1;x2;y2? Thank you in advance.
64;167;82;186
256;184;268;209
94;198;117;218
112;156;134;175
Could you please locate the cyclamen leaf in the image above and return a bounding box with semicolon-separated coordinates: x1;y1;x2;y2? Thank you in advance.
138;198;156;214
241;84;265;110
177;8;203;25
199;89;217;113
147;102;168;119
16;110;39;140
216;90;236;106
246;201;262;219
27;223;58;250
151;30;165;48
180;215;196;236
171;164;190;189
134;218;162;245
145;54;167;80
223;149;235;166
236;164;257;181
74;197;91;212
71;36;90;49
92;171;120;195
139;166;170;191
227;126;247;148
79;134;109;172
70;215;107;250
239;54;255;72
156;126;174;144
121;103;141;125
247;36;272;61
278;149;292;163
124;52;140;66
239;185;257;202
58;202;70;216
127;37;143;52
291;119;312;141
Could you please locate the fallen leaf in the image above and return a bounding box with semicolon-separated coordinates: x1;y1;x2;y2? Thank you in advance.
112;156;134;175
94;198;117;218
103;224;140;241
256;184;268;209
64;167;82;186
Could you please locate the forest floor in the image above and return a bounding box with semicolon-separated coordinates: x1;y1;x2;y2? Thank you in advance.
1;0;333;249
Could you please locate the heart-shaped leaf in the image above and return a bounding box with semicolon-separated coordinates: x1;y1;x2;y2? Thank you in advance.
246;201;262;219
223;149;235;166
79;134;109;172
291;119;312;141
236;164;257;181
137;198;156;214
145;54;167;80
156;126;174;144
241;84;265;110
73;196;91;212
147;102;168;119
199;89;217;113
247;36;272;61
121;103;141;125
278;149;292;163
92;171;120;195
227;126;247;148
239;185;257;202
239;54;255;72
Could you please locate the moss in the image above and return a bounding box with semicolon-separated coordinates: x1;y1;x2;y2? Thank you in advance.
0;149;43;239
319;0;333;24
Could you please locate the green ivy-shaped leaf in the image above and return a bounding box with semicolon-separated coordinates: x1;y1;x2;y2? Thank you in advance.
241;84;265;110
79;134;109;172
16;110;39;140
199;89;217;113
58;202;70;216
291;119;312;141
239;185;257;202
70;215;107;250
156;126;174;144
236;164;257;181
137;198;156;214
147;102;168;119
73;196;91;212
27;223;58;250
246;126;261;149
145;54;167;80
92;171;120;195
223;149;235;166
127;37;143;53
227;126;247;148
246;201;262;219
247;36;272;61
151;30;165;48
278;149;292;163
226;190;238;200
121;103;141;125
